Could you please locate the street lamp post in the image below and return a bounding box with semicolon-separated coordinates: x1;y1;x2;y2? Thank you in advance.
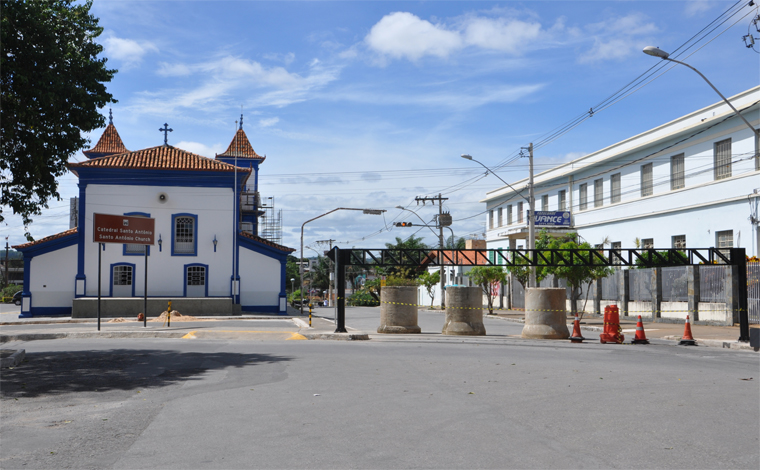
462;153;537;287
300;208;385;315
642;46;759;161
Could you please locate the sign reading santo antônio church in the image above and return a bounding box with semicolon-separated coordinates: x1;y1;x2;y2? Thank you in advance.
93;213;155;245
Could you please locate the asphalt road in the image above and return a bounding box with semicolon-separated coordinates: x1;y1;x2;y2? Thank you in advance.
2;315;758;470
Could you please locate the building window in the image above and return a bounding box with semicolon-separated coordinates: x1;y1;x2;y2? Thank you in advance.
541;195;549;211
113;265;133;285
497;208;503;227
507;205;513;225
558;190;566;211
489;210;494;230
716;230;733;249
579;183;588;211
594;179;603;208
123;212;150;256
641;238;654;249
172;214;197;255
672;235;686;249
187;266;206;285
714;138;731;180
517;202;524;223
641;163;653;197
671;154;685;190
610;173;621;204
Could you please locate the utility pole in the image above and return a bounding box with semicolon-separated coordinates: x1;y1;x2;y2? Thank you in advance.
415;194;448;308
4;238;9;288
528;143;536;288
316;239;336;307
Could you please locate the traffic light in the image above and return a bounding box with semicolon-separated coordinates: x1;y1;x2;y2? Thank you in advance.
394;222;413;227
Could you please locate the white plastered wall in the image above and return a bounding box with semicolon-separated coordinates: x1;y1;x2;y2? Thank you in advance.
30;245;77;307
83;184;234;297
239;247;280;307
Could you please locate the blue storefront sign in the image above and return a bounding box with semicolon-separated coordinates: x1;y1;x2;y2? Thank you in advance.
529;211;571;227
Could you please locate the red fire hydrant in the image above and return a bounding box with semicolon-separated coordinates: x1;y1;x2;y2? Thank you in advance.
600;305;624;344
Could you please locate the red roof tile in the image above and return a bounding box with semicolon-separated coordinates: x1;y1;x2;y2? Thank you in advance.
216;129;265;161
69;146;251;174
13;228;78;250
239;231;295;253
83;123;128;157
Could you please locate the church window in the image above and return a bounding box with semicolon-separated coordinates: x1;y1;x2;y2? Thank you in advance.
124;212;150;256
173;214;197;255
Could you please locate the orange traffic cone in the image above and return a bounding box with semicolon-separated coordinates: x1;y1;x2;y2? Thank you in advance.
678;315;697;346
569;314;585;343
631;315;649;344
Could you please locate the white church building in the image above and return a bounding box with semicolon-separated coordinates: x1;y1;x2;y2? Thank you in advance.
14;115;295;318
482;86;760;256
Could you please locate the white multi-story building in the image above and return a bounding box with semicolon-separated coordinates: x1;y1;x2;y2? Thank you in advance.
482;86;760;256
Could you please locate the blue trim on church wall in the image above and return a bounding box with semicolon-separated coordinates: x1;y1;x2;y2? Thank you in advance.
22;306;72;317
183;263;209;297
109;262;137;297
75;168;250;189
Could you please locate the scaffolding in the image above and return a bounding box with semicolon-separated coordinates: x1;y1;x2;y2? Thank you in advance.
259;196;282;245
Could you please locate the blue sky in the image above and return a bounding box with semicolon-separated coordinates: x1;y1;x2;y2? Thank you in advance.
4;0;759;255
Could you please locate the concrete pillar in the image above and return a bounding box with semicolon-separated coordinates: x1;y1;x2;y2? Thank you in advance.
620;269;629;317
442;286;485;335
521;288;570;339
378;286;421;334
652;268;662;320
687;266;700;322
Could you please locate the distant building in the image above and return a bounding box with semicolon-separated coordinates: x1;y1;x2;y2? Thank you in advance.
14;115;294;318
417;239;489;307
481;86;760;256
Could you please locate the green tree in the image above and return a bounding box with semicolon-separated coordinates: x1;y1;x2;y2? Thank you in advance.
539;232;614;319
417;270;440;308
445;235;466;249
285;255;302;293
1;0;117;238
382;235;429;279
468;266;507;314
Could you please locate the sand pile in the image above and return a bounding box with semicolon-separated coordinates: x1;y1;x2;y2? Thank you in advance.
148;310;201;322
107;318;128;323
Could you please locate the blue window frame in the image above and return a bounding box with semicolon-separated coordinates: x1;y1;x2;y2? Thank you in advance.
172;213;198;256
109;262;136;297
123;212;151;256
183;263;209;297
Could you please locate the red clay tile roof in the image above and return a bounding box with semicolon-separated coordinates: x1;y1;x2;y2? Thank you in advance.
239;231;295;253
216;129;265;161
13;228;78;250
83;123;128;157
69;146;251;174
422;250;490;266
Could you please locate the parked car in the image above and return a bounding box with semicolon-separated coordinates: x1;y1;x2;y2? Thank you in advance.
12;291;22;306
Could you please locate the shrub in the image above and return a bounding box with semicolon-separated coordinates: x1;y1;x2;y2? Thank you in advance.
347;291;379;306
383;276;418;287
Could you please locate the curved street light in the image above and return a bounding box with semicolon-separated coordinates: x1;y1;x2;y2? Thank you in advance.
300;208;385;314
642;46;759;158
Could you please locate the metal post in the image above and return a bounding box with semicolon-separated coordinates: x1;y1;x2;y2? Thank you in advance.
335;247;347;333
438;193;445;309
528;143;536;288
734;248;749;342
97;243;102;331
144;244;148;327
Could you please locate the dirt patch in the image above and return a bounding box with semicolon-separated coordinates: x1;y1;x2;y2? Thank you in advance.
148;311;207;322
107;318;129;323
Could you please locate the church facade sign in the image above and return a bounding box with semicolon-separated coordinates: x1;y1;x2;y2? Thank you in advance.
93;213;155;245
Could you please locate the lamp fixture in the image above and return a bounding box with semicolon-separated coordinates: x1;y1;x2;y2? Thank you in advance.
158;234;162;252
213;235;218;252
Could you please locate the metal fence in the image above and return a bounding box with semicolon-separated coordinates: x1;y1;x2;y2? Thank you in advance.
662;267;688;302
601;272;618;300
748;262;759;324
699;265;727;303
629;268;653;302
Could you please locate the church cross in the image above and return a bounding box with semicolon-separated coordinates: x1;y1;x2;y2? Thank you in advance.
159;123;173;146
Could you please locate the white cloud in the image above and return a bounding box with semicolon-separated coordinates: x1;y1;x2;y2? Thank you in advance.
259;117;280;127
579;13;658;63
174;141;225;157
262;52;296;65
103;35;158;69
365;12;463;61
685;0;715;17
462;17;541;54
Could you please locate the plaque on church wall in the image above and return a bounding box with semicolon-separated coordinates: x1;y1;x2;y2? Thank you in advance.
93;213;155;245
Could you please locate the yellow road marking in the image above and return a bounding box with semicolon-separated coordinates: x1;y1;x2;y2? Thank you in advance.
182;331;197;339
180;330;306;340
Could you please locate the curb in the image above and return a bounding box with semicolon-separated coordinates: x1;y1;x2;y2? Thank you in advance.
302;332;370;341
661;335;757;351
0;349;25;368
0;331;188;342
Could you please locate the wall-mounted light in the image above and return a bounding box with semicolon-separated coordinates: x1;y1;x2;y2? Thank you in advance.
213;235;218;252
158;234;163;252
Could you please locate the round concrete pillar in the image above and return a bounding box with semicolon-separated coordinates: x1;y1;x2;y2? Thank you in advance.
442;286;486;336
521;288;570;339
378;286;421;334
